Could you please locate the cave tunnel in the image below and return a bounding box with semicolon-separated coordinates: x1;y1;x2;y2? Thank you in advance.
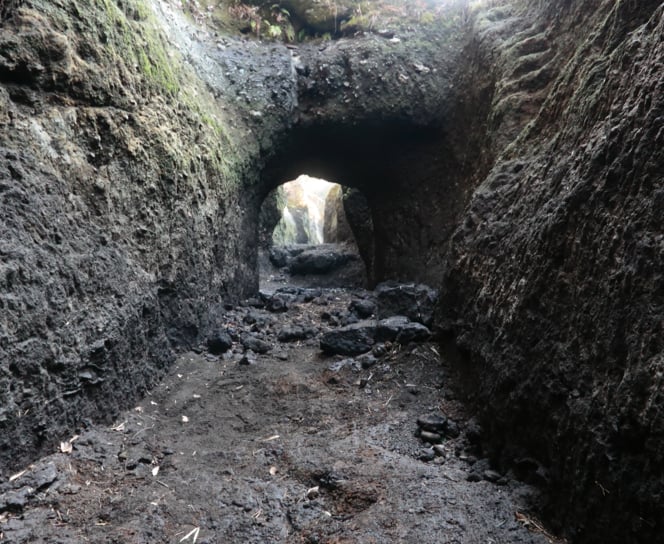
258;174;373;291
255;119;476;289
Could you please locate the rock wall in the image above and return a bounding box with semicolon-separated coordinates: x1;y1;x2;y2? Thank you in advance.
0;0;259;474
2;0;663;540
259;26;495;285
441;1;664;541
0;0;484;474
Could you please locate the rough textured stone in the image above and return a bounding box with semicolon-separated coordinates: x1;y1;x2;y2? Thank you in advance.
375;283;438;327
320;322;375;356
323;184;353;244
269;245;306;269
241;335;272;354
416;414;448;433
288;245;358;275
375;316;431;344
348;298;376;319
439;2;664;541
0;0;259;474
207;332;233;354
1;0;662;541
277;325;317;342
374;316;410;342
396;322;431;344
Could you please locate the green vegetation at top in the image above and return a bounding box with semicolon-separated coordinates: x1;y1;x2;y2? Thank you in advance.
178;0;500;42
100;0;181;96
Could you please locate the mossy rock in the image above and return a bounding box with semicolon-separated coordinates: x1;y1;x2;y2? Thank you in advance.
287;0;355;33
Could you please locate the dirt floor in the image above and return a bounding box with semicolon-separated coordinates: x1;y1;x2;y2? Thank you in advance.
0;278;562;543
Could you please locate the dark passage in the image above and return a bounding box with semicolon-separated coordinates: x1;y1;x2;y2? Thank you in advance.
257;121;477;288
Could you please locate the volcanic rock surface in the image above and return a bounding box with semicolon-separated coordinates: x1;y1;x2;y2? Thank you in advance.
0;0;662;542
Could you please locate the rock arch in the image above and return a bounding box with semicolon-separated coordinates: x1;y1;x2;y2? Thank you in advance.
256;119;479;286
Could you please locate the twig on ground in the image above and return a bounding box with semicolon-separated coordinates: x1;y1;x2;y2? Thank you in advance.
179;527;200;543
515;511;566;543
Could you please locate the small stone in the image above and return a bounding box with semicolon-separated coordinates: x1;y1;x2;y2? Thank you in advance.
61;483;81;495
241;335;271;354
349;298;376;319
267;295;289;313
359;354;377;369
243;312;258;325
207;331;233;354
374;281;438;326
375;316;411;342
239;353;256;366
328;358;361;373
417;414;448;433
466;472;482;483
372;343;387;357
25;463;58;491
459;454;478;466
418;448;436;462
320;322;375;356
433;444;447;457
277;325;316;343
444;419;461;438
306;486;320;499
298;289;322;302
340;313;359;326
419;431;442;444
396;322;431;344
483;470;502;483
2;488;33;510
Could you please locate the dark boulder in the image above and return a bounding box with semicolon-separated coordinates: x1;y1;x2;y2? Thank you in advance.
320;322;375;356
269;245;306;268
349;298;376;319
374;282;438;326
207;331;233;355
375;316;411;342
266;293;291;313
277;325;317;343
241;335;271;354
289;246;357;275
375;316;431;344
396;322;431;344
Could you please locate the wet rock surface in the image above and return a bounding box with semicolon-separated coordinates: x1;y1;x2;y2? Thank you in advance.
0;288;556;544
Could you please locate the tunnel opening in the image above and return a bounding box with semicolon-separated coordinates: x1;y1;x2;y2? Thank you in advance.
256;119;479;291
258;174;373;293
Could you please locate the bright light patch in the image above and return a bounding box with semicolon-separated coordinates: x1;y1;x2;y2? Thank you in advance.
274;175;340;245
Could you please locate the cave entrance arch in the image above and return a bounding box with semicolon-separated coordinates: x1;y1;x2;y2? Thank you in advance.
256;119;473;292
258;174;373;291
